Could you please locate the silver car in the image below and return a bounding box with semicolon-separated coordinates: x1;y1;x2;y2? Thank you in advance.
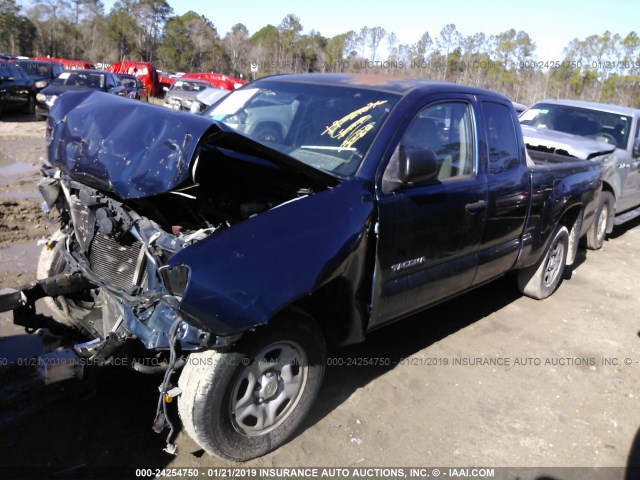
520;99;640;248
163;78;211;111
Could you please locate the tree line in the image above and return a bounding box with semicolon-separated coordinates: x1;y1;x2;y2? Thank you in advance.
1;0;639;107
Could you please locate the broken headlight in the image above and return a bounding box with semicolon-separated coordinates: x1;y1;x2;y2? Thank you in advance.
159;264;190;298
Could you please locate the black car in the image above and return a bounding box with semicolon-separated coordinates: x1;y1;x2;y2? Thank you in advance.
35;69;125;120
15;59;64;92
116;73;149;101
0;62;35;119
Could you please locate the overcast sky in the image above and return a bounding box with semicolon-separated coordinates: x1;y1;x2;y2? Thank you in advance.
100;0;638;60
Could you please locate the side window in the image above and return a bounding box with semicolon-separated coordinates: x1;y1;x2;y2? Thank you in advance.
399;101;475;180
483;102;521;174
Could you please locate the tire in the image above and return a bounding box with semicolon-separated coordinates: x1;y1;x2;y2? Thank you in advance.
178;311;326;461
517;225;569;300
585;191;614;250
253;124;283;143
23;94;35;114
36;229;97;331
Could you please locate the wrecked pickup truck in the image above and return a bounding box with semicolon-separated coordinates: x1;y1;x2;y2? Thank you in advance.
0;75;604;461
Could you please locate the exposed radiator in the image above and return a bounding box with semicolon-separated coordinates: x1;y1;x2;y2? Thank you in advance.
89;233;145;291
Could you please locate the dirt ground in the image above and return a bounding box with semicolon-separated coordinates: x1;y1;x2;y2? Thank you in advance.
1;112;640;480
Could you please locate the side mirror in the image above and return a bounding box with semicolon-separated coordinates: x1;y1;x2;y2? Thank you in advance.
398;145;438;185
633;138;640;159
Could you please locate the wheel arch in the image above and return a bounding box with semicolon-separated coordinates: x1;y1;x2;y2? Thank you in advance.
276;276;368;349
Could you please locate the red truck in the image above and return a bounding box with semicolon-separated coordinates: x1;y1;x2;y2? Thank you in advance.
105;61;160;97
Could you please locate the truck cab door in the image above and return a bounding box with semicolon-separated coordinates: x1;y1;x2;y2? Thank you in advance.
369;99;488;330
472;99;532;285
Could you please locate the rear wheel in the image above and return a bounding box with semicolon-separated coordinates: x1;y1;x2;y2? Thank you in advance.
178;311;326;460
585;191;614;250
517;225;569;300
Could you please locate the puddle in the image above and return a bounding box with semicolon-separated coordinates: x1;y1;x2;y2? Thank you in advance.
0;161;38;177
0;191;41;200
0;242;42;274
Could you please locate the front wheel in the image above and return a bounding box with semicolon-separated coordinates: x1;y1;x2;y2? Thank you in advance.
584;191;614;250
517;225;569;300
23;94;35;114
178;311;326;461
36;229;98;333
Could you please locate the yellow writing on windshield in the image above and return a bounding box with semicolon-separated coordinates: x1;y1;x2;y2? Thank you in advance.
322;100;388;149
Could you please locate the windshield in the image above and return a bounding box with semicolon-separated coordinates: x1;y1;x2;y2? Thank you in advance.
120;77;137;88
52;71;105;88
171;80;209;92
202;80;399;177
520;103;632;149
17;61;52;76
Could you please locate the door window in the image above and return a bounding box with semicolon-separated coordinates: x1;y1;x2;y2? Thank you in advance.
397;101;475;181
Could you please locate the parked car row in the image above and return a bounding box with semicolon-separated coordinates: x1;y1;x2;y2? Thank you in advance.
0;62;35;119
0;60;156;121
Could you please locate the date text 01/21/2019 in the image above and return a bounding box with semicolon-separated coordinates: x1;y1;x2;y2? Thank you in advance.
518;60;640;70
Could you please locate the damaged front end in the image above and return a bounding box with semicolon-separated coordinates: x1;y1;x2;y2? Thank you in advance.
6;90;337;356
36;170;229;352
2;87;378;456
0;89;339;452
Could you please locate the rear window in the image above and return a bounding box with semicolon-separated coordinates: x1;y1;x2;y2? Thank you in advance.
17;61;52;76
53;71;105;88
171;80;208;92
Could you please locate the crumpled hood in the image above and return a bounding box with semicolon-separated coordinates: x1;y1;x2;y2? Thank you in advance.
521;125;616;160
47;90;214;198
47;90;336;199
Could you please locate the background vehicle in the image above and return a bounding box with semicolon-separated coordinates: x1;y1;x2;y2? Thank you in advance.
182;72;247;90
512;101;527;114
31;56;95;70
35;69;125;120
190;87;229;113
14;59;64;92
1;76;603;462
117;73;149;101
106;61;159;97
163;78;210;110
520;99;640;249
0;63;35;118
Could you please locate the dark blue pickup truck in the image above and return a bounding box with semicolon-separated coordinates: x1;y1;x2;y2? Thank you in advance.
0;75;604;460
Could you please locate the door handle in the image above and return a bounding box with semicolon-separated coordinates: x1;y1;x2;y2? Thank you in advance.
465;200;486;213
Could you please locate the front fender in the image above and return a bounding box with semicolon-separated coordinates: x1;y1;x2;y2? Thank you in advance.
169;179;376;334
